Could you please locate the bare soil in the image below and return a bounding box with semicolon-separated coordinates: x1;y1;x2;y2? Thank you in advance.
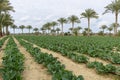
0;36;6;40
14;38;52;80
0;38;9;80
75;52;120;67
22;39;118;80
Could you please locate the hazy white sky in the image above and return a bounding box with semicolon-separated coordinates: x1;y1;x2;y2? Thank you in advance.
9;0;120;33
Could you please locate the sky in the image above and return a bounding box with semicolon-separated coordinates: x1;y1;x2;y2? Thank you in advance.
9;0;120;33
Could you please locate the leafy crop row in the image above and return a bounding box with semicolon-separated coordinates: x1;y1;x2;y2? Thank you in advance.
0;37;8;48
15;37;84;80
15;36;120;76
0;37;24;80
87;61;120;75
18;36;120;64
21;38;89;64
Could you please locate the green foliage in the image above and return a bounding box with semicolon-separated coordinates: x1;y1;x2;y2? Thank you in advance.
52;70;84;80
87;61;119;75
0;37;24;80
115;67;120;76
0;37;8;48
15;36;120;76
15;37;84;80
16;36;120;64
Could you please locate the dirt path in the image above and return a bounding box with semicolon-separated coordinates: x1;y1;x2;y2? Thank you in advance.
75;52;120;67
13;38;52;80
0;38;9;80
22;39;118;80
0;36;6;40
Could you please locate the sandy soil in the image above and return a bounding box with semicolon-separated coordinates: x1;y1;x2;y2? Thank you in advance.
0;36;6;40
13;38;52;80
22;39;118;80
75;52;120;67
0;38;9;80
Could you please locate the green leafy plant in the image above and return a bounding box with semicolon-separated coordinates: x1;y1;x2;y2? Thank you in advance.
15;37;84;80
0;37;24;80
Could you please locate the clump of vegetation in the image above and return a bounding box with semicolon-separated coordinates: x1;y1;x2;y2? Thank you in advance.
16;37;84;80
0;37;24;80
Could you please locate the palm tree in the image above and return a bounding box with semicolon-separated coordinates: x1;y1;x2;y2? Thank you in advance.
2;26;5;35
51;21;58;30
103;0;120;35
100;25;107;34
33;28;39;35
57;18;67;36
0;0;14;13
83;28;92;36
51;21;58;35
81;8;98;36
110;23;119;34
56;27;60;35
0;13;5;35
33;28;39;32
77;26;82;34
72;28;81;36
40;27;46;34
19;25;25;34
69;28;73;34
68;15;80;34
43;22;51;34
0;0;14;36
107;27;113;34
26;25;32;34
11;24;17;34
2;14;14;35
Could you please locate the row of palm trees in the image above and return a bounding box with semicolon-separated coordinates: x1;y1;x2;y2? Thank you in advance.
10;22;119;36
0;0;14;37
41;0;120;36
41;11;97;36
10;25;32;34
100;23;120;34
10;25;61;35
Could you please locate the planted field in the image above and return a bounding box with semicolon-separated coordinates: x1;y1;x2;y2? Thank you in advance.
0;37;24;80
18;36;120;64
0;36;120;80
1;0;120;79
15;35;120;80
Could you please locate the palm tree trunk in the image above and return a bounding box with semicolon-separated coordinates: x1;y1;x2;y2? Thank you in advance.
103;29;104;34
61;23;64;36
6;26;9;35
2;26;4;35
13;28;15;35
0;25;2;37
72;22;74;35
109;31;111;36
53;26;55;30
0;12;3;37
79;30;81;36
29;29;30;35
53;26;55;35
115;12;118;36
22;29;23;34
48;30;49;34
88;18;90;36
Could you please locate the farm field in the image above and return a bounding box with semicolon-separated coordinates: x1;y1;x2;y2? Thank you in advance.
1;35;120;80
1;0;120;80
